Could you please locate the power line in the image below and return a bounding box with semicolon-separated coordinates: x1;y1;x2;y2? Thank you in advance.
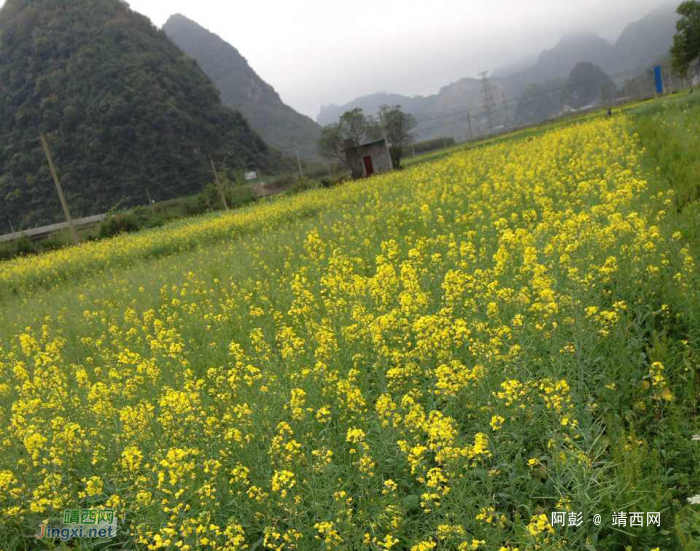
411;67;648;130
413;70;661;140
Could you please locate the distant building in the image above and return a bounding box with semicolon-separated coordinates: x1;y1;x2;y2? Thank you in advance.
344;139;393;179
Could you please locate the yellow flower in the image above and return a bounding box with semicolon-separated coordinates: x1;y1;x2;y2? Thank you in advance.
490;415;505;431
83;476;103;497
527;514;554;536
346;427;366;444
411;541;436;551
271;470;296;499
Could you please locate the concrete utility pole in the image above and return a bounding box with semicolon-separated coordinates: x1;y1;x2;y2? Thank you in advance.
8;220;14;234
209;157;229;211
467;113;473;140
39;133;79;245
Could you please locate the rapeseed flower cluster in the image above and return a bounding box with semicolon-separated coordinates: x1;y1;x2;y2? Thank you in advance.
0;115;693;549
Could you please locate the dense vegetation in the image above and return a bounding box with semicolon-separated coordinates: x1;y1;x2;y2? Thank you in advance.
163;14;322;161
0;0;286;228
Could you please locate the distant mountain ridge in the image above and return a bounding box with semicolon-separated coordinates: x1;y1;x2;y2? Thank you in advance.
164;14;321;161
317;76;498;142
609;5;680;75
317;5;680;140
499;5;679;87
528;31;615;83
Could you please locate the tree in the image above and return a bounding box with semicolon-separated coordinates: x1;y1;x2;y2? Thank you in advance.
317;124;346;164
378;105;416;170
671;1;700;77
316;108;382;163
339;108;382;147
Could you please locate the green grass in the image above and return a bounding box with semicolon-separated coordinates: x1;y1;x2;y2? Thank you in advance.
631;91;700;237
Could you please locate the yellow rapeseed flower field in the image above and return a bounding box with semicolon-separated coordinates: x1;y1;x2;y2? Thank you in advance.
1;112;699;550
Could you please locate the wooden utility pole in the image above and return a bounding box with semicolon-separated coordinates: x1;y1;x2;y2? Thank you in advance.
209;157;229;211
146;189;156;215
39;133;79;245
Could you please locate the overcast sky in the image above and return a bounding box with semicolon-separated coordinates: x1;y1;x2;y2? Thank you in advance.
3;0;679;118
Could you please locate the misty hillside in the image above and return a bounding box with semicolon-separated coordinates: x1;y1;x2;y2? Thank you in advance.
502;5;679;87
319;5;680;140
562;62;616;109
164;14;322;161
609;5;680;74
0;0;281;227
527;31;615;83
317;79;491;142
318;77;505;142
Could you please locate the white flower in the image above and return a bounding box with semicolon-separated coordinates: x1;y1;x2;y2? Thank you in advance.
688;495;700;505
692;434;700;442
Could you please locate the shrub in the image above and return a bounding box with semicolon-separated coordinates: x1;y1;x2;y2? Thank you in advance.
289;178;318;194
99;213;139;238
225;186;256;209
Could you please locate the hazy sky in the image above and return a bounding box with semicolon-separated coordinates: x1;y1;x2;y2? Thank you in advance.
2;0;679;118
